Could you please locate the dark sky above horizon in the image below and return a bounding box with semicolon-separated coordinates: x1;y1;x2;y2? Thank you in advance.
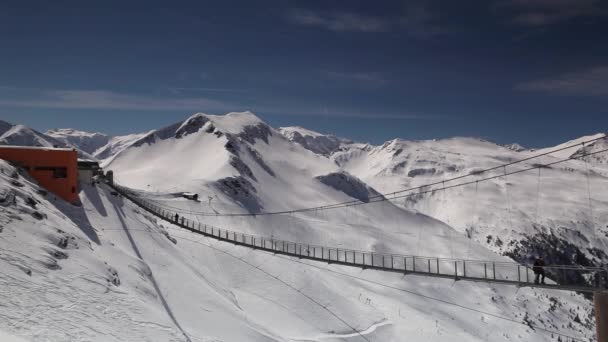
1;0;607;147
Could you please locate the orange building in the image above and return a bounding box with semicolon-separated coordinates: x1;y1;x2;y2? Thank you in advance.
0;146;79;203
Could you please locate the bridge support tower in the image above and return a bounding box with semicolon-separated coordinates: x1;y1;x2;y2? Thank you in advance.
597;290;608;342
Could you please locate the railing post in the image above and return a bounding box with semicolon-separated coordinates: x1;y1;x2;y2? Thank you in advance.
382;255;385;268
413;257;416;272
391;256;394;269
363;254;366;265
484;263;487;279
436;259;440;274
463;261;466;277
428;259;431;273
493;262;496;280
517;265;521;283
454;261;458;279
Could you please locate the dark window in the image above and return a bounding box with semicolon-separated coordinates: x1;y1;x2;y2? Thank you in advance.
34;166;67;178
54;168;67;178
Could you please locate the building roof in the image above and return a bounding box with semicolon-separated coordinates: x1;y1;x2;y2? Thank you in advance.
77;160;101;169
0;145;75;152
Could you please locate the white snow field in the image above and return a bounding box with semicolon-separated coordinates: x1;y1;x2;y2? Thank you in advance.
0;112;604;341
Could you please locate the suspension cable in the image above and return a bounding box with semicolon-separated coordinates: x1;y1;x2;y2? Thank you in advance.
582;142;595;237
126;146;608;218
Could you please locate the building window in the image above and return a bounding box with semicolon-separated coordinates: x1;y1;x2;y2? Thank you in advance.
34;166;67;178
53;167;67;179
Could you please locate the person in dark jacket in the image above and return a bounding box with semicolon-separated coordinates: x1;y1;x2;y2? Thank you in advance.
533;256;546;284
174;213;179;223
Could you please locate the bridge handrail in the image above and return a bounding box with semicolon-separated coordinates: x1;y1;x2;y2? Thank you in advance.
110;182;608;291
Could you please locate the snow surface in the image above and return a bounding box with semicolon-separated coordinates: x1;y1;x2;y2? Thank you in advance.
279;126;353;156
1;121;64;149
325;135;608;265
0;113;604;341
46;128;111;155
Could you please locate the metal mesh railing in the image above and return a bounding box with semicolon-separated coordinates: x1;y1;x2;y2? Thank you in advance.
110;182;608;292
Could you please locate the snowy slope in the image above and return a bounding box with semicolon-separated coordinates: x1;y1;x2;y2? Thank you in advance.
0;140;596;341
279;126;353;156
0;120;65;148
0;120;96;160
94;133;147;162
45;127;147;162
328;136;608;276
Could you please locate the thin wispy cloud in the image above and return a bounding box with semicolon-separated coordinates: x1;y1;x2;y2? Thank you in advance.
169;87;250;94
286;9;390;33
515;66;608;96
286;5;447;38
0;88;237;111
324;71;389;87
496;0;605;26
257;106;446;120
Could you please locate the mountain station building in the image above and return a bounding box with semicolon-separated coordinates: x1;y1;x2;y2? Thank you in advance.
0;145;79;203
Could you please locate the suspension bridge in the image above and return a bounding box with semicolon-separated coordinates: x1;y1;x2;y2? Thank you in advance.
110;182;606;292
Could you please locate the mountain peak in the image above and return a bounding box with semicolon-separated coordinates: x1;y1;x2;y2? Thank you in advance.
46;128;108;138
46;128;111;155
199;111;267;135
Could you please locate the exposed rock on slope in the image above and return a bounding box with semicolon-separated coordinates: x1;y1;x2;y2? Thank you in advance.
279;126;352;156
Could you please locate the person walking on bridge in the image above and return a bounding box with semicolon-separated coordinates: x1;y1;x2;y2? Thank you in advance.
533;256;546;285
174;213;179;223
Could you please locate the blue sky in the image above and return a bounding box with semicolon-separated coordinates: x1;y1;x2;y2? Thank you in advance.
1;0;607;147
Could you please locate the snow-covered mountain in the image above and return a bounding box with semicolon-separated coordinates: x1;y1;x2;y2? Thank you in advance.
0;120;65;148
46;128;111;155
0;112;604;341
281;127;608;272
45;127;146;162
279;126;353;156
93;133;147;162
0;120;99;160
